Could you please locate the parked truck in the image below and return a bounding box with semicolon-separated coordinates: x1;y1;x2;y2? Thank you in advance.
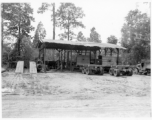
109;65;133;76
134;59;151;75
76;54;104;75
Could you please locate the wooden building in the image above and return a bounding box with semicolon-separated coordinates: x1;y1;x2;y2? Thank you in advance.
37;39;126;72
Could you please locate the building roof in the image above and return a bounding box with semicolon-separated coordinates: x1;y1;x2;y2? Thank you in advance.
38;39;126;50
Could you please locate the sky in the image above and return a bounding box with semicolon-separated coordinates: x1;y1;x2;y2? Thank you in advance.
30;0;150;43
5;0;150;43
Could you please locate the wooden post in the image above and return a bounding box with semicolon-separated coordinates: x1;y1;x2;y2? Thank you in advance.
64;50;66;62
94;51;96;63
43;48;44;64
58;50;60;69
76;50;78;64
44;48;46;72
64;50;66;69
90;51;91;64
61;50;63;70
110;48;113;56
67;50;69;69
116;48;119;65
70;50;72;71
105;48;107;56
52;49;55;61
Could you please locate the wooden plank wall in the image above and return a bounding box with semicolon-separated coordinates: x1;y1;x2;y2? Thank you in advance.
15;61;24;73
102;56;117;66
30;61;37;74
102;49;117;66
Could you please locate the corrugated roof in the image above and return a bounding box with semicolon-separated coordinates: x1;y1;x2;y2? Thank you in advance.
39;39;126;50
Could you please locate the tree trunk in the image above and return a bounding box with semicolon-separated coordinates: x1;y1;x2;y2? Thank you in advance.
68;26;69;41
67;11;70;41
18;27;20;56
1;4;4;65
1;18;4;64
53;3;55;40
18;6;21;56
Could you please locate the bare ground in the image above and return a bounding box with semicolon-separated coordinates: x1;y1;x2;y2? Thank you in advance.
2;71;151;117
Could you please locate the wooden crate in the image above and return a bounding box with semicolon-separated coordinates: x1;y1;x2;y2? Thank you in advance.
77;55;90;65
102;56;117;66
30;61;37;74
15;61;24;73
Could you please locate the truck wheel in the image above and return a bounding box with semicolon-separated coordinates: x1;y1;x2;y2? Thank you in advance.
86;68;91;75
144;70;147;75
128;70;133;76
109;69;113;76
37;64;42;72
146;69;150;76
114;69;120;77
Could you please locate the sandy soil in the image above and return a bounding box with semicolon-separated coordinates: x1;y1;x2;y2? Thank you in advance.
2;71;151;117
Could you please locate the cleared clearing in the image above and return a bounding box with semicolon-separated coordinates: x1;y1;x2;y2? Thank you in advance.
2;71;151;117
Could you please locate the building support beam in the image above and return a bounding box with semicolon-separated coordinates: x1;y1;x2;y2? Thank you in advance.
89;51;91;64
44;48;46;72
94;51;96;64
70;50;72;71
61;50;63;70
116;48;119;65
110;48;113;56
67;50;69;69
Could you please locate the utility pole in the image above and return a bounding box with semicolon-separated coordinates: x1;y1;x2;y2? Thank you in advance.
67;11;70;41
52;3;55;40
52;3;55;61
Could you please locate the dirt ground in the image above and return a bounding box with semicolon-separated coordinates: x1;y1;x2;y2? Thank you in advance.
1;71;151;117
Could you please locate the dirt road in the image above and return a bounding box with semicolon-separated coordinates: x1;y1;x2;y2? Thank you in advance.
2;72;151;117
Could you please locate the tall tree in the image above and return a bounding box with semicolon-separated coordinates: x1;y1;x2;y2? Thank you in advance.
33;21;46;47
56;3;85;40
107;35;118;44
1;3;4;63
21;36;38;61
2;42;14;65
77;31;86;42
38;3;56;40
38;3;57;61
1;3;35;56
121;9;150;64
88;27;101;43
